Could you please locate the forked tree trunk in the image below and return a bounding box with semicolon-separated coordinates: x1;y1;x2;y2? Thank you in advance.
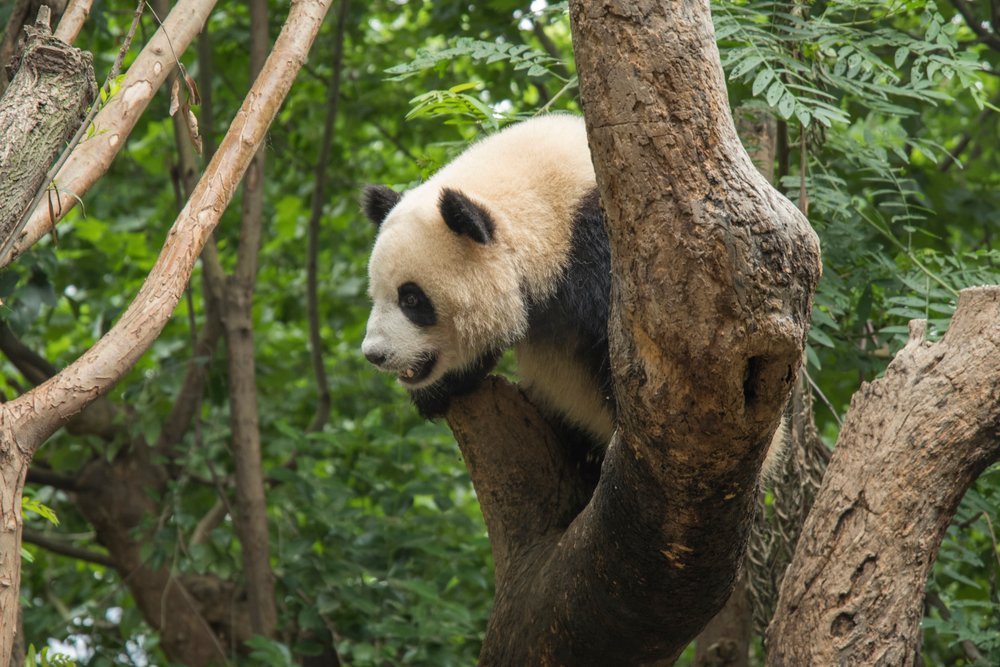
767;287;1000;665
445;1;821;663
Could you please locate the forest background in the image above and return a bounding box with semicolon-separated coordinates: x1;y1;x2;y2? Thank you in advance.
0;0;997;665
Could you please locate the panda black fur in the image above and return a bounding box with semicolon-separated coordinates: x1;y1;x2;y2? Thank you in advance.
361;115;615;449
362;114;787;471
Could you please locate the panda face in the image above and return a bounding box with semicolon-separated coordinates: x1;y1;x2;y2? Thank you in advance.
362;277;449;387
361;186;529;389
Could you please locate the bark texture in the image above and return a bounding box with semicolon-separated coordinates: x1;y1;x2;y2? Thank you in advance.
0;0;221;269
445;2;820;664
693;107;779;667
0;1;333;661
0;13;95;251
766;286;1000;666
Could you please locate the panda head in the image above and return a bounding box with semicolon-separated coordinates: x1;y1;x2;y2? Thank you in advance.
360;184;528;389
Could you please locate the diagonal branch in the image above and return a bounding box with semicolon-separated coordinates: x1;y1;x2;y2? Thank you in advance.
767;287;1000;664
3;0;334;455
54;0;94;44
0;2;334;663
220;0;278;638
0;0;220;269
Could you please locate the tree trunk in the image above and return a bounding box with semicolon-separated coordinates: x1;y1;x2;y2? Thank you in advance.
693;107;780;667
0;9;95;251
767;287;1000;665
221;0;278;638
445;1;821;663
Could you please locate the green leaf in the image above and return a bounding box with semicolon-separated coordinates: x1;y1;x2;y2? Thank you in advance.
765;80;784;107
777;92;795;119
894;46;909;68
752;68;775;96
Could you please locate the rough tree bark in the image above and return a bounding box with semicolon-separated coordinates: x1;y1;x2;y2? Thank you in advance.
0;7;95;250
0;0;221;268
0;1;333;662
693;106;778;667
0;1;67;96
444;1;821;664
767;286;1000;666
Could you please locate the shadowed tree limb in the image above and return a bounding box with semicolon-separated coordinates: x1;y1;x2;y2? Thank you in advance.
220;0;278;638
21;529;114;568
306;0;350;434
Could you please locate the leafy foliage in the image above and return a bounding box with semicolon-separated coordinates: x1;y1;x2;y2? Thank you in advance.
24;646;77;667
2;0;998;664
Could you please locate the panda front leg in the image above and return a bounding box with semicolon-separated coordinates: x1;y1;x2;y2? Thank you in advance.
409;351;500;419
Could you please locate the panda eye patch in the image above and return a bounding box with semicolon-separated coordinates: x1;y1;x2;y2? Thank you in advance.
397;282;436;327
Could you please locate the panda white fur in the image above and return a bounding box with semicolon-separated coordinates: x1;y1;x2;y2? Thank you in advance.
361;114;614;448
361;114;786;469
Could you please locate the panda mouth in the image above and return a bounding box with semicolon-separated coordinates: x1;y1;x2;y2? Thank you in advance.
398;353;437;385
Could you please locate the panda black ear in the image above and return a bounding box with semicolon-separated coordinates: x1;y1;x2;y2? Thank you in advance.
362;185;401;228
439;188;495;245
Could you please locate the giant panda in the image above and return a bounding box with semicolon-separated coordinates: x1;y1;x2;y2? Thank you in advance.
361;114;786;470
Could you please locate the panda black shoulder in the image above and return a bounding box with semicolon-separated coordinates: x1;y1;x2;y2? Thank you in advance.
525;188;614;408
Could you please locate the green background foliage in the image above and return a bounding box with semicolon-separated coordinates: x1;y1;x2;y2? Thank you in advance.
2;0;997;664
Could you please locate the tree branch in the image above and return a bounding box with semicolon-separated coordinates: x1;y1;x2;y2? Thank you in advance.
305;0;350;434
0;322;58;385
220;0;278;637
0;0;220;269
0;3;334;661
767;287;1000;664
22;528;114;568
452;2;820;663
53;0;93;44
949;0;1000;51
25;467;78;491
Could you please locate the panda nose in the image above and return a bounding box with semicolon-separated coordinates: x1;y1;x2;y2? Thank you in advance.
365;350;387;367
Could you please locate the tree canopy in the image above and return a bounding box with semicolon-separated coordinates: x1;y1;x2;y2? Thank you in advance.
0;0;997;665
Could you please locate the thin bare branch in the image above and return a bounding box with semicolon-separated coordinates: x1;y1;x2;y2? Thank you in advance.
190;499;229;547
2;0;334;460
53;0;94;43
22;529;115;568
221;0;278;637
306;0;350;433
